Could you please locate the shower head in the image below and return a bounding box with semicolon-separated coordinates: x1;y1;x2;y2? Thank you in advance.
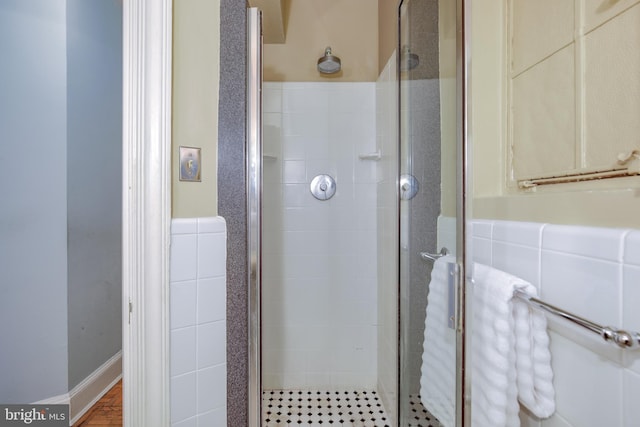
400;45;419;72
317;47;341;74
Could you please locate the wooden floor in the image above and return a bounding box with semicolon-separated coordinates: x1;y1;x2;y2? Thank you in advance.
73;380;122;426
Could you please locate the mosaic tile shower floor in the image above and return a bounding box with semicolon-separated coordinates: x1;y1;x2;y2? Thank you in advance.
407;395;442;427
262;390;442;427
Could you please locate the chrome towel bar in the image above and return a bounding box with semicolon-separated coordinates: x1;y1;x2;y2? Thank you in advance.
514;290;640;350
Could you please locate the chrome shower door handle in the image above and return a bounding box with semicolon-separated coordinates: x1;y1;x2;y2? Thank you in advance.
446;262;457;330
419;247;450;262
420;247;456;329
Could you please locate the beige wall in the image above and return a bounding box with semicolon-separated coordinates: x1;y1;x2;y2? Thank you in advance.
172;0;220;218
378;0;397;76
248;0;288;43
470;0;640;229
439;0;457;218
470;0;505;200
263;0;378;82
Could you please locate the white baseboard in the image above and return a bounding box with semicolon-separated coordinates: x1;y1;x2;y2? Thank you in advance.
34;392;71;405
69;350;122;425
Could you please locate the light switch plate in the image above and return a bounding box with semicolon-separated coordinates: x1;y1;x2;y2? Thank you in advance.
179;146;201;182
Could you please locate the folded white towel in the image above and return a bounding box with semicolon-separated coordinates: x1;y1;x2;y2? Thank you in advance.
420;255;457;427
472;263;555;427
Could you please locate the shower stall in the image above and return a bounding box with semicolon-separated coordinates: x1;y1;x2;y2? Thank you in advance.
247;0;466;425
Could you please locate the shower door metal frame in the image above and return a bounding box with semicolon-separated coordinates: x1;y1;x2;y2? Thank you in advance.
453;0;472;423
458;0;472;424
396;0;471;425
247;7;263;427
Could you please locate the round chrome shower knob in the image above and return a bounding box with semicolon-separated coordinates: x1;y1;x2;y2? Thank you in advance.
400;174;419;200
310;174;336;201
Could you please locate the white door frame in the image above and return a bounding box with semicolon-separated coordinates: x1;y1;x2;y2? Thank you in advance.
122;1;172;426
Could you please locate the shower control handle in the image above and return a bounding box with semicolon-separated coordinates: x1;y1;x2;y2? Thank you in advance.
399;174;419;200
310;174;336;201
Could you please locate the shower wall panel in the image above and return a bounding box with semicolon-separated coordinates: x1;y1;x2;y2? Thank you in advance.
376;51;399;422
262;82;378;390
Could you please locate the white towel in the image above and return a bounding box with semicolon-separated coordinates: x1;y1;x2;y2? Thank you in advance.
472;263;555;427
420;255;457;427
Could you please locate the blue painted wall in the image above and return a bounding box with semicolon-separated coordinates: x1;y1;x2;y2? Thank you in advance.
66;0;122;390
0;0;123;401
0;0;69;403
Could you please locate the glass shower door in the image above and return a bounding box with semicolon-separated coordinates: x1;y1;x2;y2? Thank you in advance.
398;0;464;426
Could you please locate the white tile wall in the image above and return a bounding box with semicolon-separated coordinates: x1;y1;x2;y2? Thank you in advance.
471;219;640;427
170;217;227;426
262;82;378;390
